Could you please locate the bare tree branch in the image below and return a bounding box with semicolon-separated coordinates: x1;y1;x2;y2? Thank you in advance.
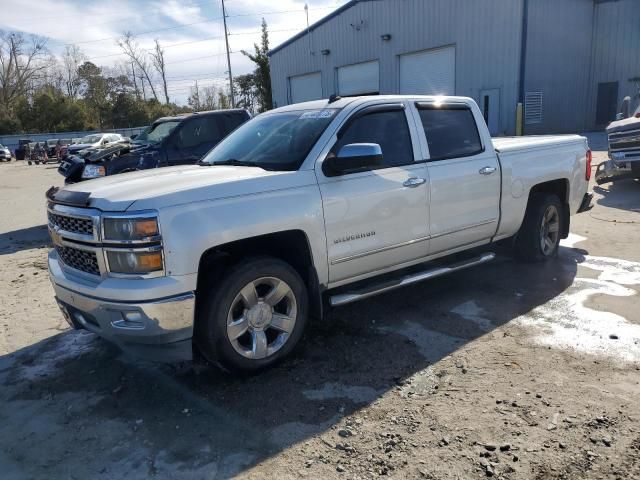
117;31;158;101
150;39;169;104
0;31;52;110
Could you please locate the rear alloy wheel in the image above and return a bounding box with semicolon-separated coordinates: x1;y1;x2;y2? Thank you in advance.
539;205;560;256
197;256;308;372
515;193;563;262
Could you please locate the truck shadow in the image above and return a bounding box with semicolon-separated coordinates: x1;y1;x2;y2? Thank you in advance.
593;180;640;213
0;247;583;479
0;224;50;255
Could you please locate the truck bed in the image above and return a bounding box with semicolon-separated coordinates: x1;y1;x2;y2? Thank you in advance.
492;135;586;153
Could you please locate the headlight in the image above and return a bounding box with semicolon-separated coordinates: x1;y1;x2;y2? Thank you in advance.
103;216;160;241
82;164;105;178
106;249;163;274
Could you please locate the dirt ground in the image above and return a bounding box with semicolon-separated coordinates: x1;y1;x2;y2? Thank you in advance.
0;140;638;480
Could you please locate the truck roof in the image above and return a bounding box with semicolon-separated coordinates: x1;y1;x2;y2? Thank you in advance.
154;109;249;124
270;95;476;113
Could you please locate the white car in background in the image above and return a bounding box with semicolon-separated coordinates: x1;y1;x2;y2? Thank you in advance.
0;144;11;161
66;133;124;157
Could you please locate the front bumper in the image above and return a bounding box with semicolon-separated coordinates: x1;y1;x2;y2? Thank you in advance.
595;159;639;185
49;253;195;362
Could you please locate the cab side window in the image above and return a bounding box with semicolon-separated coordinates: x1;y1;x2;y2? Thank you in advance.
178;117;224;149
417;107;483;161
333;109;414;169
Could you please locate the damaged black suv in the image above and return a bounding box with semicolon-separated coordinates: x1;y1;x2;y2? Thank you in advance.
58;109;250;183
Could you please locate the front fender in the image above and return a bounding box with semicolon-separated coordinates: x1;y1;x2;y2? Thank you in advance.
157;182;329;285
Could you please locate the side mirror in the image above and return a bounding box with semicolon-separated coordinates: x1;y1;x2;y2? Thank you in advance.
323;143;383;177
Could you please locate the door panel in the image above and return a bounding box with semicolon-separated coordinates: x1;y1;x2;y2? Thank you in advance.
426;154;500;253
321;164;429;283
318;104;429;283
414;103;500;254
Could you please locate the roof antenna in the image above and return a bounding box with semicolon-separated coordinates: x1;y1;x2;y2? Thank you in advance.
328;94;341;104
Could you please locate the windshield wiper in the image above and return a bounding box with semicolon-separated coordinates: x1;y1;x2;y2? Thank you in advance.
202;158;262;168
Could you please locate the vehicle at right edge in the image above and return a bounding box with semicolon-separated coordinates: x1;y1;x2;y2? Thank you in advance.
596;101;640;185
46;95;593;372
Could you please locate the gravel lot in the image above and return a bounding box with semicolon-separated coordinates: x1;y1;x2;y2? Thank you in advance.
0;139;639;480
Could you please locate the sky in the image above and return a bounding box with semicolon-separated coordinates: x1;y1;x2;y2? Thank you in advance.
0;0;350;104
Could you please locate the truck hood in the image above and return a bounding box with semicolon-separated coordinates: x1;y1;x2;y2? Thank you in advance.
606;116;640;134
63;165;317;211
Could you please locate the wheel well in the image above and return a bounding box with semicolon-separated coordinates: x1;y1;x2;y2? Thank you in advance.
195;230;323;324
528;179;570;238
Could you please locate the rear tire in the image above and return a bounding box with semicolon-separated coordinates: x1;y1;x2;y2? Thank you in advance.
514;193;563;262
196;256;309;372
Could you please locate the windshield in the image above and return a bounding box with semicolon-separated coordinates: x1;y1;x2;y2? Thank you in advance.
79;134;102;144
201;109;338;171
139;120;180;145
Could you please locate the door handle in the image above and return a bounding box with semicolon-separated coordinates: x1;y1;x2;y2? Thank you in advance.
479;166;497;175
403;177;426;188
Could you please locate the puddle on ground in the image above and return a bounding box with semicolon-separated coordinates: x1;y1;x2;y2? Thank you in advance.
517;237;640;363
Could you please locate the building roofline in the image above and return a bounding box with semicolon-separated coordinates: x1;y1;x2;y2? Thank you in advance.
268;0;367;57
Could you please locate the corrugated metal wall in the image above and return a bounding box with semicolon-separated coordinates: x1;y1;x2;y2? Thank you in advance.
523;0;594;134
270;0;524;135
588;0;640;126
270;0;639;134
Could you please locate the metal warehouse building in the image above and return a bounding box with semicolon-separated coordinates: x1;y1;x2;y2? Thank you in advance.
268;0;640;135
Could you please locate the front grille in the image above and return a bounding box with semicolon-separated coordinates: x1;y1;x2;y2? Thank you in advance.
48;212;93;236
56;246;100;275
609;129;640;152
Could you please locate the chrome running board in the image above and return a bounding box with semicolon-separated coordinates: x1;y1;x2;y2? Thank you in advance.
329;252;496;307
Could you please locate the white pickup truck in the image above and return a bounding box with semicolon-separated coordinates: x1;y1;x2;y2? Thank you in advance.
47;95;593;371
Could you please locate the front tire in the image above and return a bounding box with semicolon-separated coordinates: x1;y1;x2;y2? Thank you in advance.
197;256;309;372
514;193;563;262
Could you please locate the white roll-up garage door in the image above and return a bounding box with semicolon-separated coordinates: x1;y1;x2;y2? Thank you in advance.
399;46;455;96
289;72;322;104
337;60;380;96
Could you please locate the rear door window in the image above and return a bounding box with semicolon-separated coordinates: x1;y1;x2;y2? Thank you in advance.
177;116;224;149
417;106;483;161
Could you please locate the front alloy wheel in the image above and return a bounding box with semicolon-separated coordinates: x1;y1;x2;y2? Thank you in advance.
227;277;297;360
197;256;308;372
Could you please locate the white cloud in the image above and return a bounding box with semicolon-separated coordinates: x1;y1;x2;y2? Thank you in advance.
0;0;350;104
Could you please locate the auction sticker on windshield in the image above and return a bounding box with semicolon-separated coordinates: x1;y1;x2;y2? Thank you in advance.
299;110;336;119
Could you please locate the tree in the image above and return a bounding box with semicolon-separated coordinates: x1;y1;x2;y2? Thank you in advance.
117;32;158;101
150;39;169;105
241;19;272;112
0;32;52;111
61;44;86;98
234;73;257;112
77;62;111;128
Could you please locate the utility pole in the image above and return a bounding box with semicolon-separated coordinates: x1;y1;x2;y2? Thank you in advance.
221;0;235;108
